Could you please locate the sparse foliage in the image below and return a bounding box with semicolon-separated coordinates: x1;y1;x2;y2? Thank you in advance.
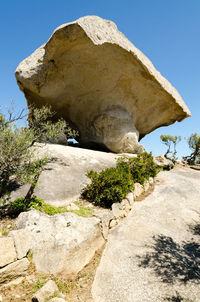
160;135;181;161
184;133;200;165
0;105;77;204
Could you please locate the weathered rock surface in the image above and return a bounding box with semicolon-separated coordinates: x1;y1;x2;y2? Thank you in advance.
32;280;58;302
154;155;174;169
0;258;29;284
15;16;190;153
15;209;104;275
0;237;17;267
92;168;200;301
8;229;32;259
11;143;135;205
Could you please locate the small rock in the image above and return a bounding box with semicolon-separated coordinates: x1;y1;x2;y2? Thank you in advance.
93;209;113;239
121;199;132;213
32;280;58;302
112;203;127;219
134;183;144;198
112;203;121;218
109;219;118;228
0;295;2;302
143;181;150;192
148;177;154;185
153;155;174;169
7;225;12;229
126;192;134;206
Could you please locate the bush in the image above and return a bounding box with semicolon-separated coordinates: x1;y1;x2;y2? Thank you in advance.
186;133;200;165
117;152;158;185
8;196;43;217
81;152;158;208
81;167;134;208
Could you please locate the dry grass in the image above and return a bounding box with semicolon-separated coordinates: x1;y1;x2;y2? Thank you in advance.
0;245;104;302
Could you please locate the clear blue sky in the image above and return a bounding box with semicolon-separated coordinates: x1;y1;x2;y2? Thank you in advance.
0;0;199;158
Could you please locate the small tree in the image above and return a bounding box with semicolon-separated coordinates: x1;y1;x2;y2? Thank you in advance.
160;135;181;161
185;133;200;165
0;105;77;203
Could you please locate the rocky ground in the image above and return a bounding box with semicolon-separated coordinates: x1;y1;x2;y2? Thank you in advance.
1;164;199;302
92;166;200;302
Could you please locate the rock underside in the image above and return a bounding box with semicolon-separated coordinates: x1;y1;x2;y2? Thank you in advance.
15;16;190;153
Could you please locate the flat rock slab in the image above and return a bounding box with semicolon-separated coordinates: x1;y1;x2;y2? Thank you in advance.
92;168;200;302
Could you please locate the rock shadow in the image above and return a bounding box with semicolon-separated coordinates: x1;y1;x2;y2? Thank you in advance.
137;232;200;284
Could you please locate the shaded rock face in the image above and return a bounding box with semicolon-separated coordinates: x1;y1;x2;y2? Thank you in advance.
15;16;191;153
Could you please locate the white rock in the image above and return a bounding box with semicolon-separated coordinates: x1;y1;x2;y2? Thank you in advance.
32;280;58;302
8;229;32;259
153;155;174;168
15;16;190;154
148;177;154;185
94;209;114;239
15;210;104;275
112;203;126;219
0;258;29;284
133;183;144;198
121;199;132;213
109;219;118;228
126;192;134;206
143;181;150;192
0;237;17;267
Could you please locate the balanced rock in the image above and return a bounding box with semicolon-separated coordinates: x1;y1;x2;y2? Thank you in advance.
15;16;190;153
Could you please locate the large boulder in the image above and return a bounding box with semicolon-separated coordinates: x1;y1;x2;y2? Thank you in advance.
15;210;104;275
11;143;121;204
15;16;190;153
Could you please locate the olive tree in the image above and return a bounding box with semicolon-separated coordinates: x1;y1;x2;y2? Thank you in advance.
185;133;200;165
160;135;181;161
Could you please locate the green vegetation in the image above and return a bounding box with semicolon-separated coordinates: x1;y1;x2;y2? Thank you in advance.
81;152;158;208
5;195;94;218
160;135;181;161
185;133;200;165
1;229;9;236
0;104;77;214
71;206;93;217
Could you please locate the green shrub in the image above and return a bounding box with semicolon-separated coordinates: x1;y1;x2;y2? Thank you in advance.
81;166;134;208
81;152;158;208
117;152;158;185
8;196;43;216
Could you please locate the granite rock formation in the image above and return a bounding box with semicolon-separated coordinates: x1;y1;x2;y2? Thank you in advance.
15;16;191;153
